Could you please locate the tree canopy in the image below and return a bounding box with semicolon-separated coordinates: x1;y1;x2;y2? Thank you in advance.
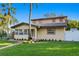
0;3;18;34
66;20;79;30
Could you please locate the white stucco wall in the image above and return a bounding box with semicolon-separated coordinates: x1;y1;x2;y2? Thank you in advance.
37;27;65;41
32;19;66;24
12;24;65;41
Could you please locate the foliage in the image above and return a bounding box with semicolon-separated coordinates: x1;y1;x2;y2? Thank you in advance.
77;21;79;30
44;12;65;18
38;39;60;42
1;3;16;15
44;12;57;17
0;3;18;34
59;40;62;42
0;30;7;40
23;40;35;44
0;30;7;37
66;20;79;30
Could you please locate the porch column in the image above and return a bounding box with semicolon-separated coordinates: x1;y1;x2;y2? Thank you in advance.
34;28;37;41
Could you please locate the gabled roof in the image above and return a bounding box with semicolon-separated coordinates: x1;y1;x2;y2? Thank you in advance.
11;22;37;28
11;22;66;28
32;16;67;21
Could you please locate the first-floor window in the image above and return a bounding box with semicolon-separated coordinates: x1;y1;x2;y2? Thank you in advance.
24;29;28;35
14;29;35;35
47;28;56;34
18;29;23;35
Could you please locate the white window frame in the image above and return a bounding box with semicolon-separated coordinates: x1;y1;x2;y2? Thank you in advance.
18;29;23;35
47;28;56;34
24;29;28;35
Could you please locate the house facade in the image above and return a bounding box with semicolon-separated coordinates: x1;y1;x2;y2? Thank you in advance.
11;16;67;41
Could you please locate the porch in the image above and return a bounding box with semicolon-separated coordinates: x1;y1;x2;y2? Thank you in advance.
12;29;37;41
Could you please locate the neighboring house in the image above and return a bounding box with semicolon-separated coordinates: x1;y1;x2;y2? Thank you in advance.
11;16;67;41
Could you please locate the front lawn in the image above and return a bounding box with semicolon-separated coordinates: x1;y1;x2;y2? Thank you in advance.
0;40;16;48
0;40;15;43
0;41;79;56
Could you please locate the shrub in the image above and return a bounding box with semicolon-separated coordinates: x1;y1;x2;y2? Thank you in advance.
52;39;54;41
49;39;50;41
23;40;35;44
59;40;62;42
42;39;44;41
46;39;48;41
45;39;46;41
39;39;43;41
0;30;7;39
44;39;46;41
55;39;57;42
23;41;28;44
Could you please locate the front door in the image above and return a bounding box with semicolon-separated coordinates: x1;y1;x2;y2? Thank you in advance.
31;29;35;37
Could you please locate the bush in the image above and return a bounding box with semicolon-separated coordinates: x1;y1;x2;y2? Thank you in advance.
44;39;46;41
52;39;54;41
0;30;7;39
49;39;50;41
59;40;62;42
23;40;35;44
55;39;57;42
39;39;43;41
23;41;28;44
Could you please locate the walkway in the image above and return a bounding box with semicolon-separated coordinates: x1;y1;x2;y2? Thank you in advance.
0;42;22;50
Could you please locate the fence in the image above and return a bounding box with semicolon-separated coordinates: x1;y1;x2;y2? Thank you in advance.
65;30;79;41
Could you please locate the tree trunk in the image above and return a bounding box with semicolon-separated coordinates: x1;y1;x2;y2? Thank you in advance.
28;3;32;40
7;4;11;39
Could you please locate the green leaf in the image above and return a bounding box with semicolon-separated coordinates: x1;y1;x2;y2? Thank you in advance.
0;13;3;18
2;8;6;11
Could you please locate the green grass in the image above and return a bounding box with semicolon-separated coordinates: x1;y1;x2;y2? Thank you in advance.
0;40;15;48
0;40;15;43
0;45;7;48
0;41;79;56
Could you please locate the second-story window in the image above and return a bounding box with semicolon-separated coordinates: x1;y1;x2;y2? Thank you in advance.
33;21;36;24
52;20;55;22
39;21;42;23
60;19;63;22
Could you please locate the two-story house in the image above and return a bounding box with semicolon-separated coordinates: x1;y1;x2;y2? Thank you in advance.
11;16;67;41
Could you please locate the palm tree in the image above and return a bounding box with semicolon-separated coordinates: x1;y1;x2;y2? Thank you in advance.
25;3;38;41
1;3;16;15
28;3;32;40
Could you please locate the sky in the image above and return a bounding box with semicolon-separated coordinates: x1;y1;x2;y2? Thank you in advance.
1;3;79;23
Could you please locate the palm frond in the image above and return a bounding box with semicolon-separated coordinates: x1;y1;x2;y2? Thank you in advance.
1;3;6;7
36;3;38;9
2;8;6;11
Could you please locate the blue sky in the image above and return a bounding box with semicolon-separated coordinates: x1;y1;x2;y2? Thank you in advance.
1;3;79;23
